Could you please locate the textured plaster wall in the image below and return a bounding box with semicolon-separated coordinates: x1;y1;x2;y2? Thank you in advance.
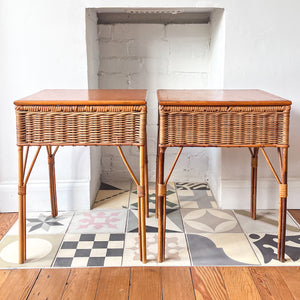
98;23;211;182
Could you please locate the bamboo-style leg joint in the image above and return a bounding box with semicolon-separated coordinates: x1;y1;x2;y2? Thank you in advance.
48;154;55;166
251;156;258;168
137;185;145;198
157;184;167;197
279;184;287;198
18;185;26;196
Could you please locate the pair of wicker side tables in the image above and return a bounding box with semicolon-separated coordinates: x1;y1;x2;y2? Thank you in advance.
14;89;291;264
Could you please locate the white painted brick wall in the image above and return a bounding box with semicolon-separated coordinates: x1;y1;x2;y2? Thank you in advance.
98;23;211;182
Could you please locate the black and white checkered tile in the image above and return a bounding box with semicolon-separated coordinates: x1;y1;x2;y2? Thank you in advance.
53;233;125;267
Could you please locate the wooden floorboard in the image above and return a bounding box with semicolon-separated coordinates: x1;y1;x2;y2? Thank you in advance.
288;209;300;225
129;267;162;300
249;267;294;300
96;267;130;300
0;267;299;299
0;269;40;300
27;268;70;299
0;213;18;240
191;267;228;300
161;267;195;300
276;267;300;299
220;267;261;300
276;266;300;299
0;269;12;289
62;268;101;300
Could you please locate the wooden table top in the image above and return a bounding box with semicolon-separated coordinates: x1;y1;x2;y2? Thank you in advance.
157;89;292;106
14;89;147;106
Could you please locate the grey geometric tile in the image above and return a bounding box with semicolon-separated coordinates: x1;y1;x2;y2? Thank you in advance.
247;233;300;266
7;212;74;235
68;210;127;234
187;233;260;266
234;210;300;234
182;209;242;233
177;189;218;209
127;209;183;233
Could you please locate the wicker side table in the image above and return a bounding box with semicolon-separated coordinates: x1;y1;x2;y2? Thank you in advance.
14;89;148;264
156;89;291;263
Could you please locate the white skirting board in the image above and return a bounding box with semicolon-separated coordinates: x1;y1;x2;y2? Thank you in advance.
216;178;300;209
0;180;91;212
1;178;299;212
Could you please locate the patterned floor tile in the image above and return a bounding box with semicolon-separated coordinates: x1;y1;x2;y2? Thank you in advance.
0;234;64;268
176;182;210;190
3;182;297;269
100;181;131;190
247;233;300;266
122;233;190;266
132;182;176;191
130;189;179;211
127;209;183;233
67;210;127;234
177;189;218;209
187;233;260;266
234;210;300;233
53;233;125;267
93;190;130;209
182;209;242;233
7;212;74;236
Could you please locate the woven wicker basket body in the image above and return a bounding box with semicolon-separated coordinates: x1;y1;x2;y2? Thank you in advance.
159;105;290;147
16;105;146;146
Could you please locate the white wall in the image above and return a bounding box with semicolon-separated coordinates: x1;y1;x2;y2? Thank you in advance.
1;0;300;211
207;9;225;201
86;9;102;207
98;23;211;182
0;0;92;211
220;0;300;208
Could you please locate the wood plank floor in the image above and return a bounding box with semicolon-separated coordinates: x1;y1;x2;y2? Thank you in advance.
289;209;300;224
0;266;300;299
0;212;299;299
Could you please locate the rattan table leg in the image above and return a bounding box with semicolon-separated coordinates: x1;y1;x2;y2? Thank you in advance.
162;194;166;260
47;146;58;218
137;188;142;261
278;147;288;262
18;146;26;264
157;147;165;263
155;113;160;219
139;145;147;263
250;148;259;220
144;139;149;218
